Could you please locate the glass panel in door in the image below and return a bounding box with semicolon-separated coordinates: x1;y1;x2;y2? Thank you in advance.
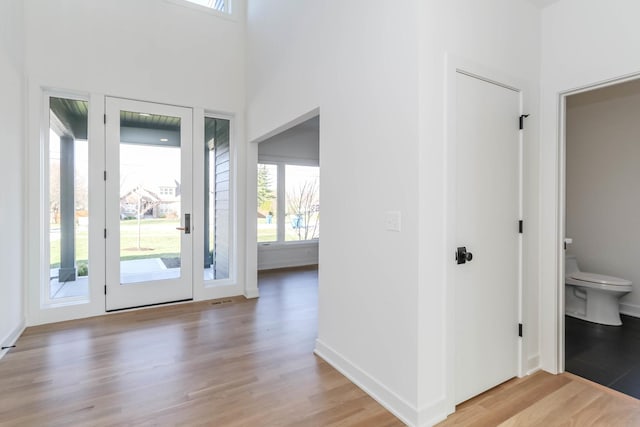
119;111;182;284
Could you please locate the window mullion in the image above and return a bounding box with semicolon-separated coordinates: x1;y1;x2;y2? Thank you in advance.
277;163;286;243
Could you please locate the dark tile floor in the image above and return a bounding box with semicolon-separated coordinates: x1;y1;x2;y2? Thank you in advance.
565;314;640;399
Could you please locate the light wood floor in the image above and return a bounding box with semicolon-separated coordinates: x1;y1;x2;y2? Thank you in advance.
0;267;402;426
2;268;640;426
437;371;640;427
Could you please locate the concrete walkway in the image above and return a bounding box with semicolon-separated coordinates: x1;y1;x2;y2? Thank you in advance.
50;257;180;299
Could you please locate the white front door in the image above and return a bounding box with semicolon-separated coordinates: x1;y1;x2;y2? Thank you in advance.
454;72;521;404
105;97;193;311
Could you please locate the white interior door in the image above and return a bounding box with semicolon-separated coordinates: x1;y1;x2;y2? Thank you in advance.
454;72;521;404
105;97;193;311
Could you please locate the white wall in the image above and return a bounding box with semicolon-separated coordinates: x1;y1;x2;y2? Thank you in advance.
566;81;640;317
25;0;245;110
418;0;540;422
0;0;26;355
248;0;421;424
249;1;541;425
540;0;640;373
23;0;248;324
258;242;318;271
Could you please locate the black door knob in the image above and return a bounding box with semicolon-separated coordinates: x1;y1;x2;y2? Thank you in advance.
456;246;473;264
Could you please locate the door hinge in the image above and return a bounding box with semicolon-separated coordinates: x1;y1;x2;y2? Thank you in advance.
104;285;107;295
519;114;530;130
104;228;107;238
518;323;523;338
104;171;107;181
104;114;107;124
519;220;523;234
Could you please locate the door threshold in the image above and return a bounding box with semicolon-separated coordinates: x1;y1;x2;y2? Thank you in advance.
106;298;193;313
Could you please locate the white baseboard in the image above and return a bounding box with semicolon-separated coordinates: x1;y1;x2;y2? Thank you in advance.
314;339;420;426
527;354;540;375
620;302;640;319
0;318;25;361
244;288;260;299
417;398;449;427
258;260;317;271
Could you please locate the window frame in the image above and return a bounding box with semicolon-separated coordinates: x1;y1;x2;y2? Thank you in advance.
40;90;93;307
257;160;319;246
196;111;236;288
256;162;279;244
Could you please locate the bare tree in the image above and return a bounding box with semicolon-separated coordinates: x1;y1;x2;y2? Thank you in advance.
74;168;89;211
49;161;60;224
287;179;319;240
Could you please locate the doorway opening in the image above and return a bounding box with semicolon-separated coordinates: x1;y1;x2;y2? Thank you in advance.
256;115;320;271
562;77;640;399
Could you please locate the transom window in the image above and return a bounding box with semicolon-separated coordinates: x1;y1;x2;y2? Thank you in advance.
175;0;231;14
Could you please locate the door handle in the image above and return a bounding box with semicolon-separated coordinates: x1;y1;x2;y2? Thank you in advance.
176;213;191;234
456;246;473;264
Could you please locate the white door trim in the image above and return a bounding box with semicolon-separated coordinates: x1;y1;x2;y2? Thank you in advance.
192;109;243;302
105;97;194;311
26;85;107;326
444;53;528;414
26;85;245;326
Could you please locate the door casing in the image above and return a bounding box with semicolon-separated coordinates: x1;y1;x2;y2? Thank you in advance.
555;72;640;374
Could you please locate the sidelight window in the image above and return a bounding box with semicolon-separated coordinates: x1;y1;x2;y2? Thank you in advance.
47;96;90;301
204;117;231;281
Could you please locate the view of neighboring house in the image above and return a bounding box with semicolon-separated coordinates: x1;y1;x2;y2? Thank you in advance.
120;180;181;220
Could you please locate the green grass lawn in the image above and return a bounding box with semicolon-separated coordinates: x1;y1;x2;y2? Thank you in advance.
257;218;277;242
50;217;319;269
50;218;181;268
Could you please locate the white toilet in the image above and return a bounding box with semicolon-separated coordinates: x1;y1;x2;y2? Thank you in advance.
565;256;632;326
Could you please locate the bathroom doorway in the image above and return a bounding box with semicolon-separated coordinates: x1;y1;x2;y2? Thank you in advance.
563;77;640;399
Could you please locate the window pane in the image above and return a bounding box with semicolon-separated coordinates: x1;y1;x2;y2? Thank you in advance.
257;164;278;242
285;165;319;241
205;117;231;281
48;97;89;300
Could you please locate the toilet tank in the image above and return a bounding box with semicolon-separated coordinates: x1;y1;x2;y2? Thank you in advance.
565;255;580;275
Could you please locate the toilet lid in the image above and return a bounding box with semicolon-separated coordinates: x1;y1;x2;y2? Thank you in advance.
570;271;632;286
